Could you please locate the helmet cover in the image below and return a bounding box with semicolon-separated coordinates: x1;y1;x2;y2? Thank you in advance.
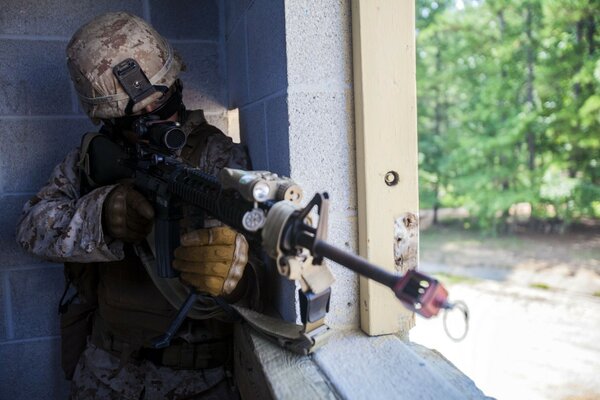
66;12;184;120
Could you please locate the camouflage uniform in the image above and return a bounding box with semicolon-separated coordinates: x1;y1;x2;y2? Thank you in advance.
16;111;248;264
16;110;249;399
15;11;257;398
71;344;230;400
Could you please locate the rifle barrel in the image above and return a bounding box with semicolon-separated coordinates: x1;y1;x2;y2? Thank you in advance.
300;234;400;289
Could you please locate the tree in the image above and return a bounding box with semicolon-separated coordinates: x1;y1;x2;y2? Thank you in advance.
417;0;600;231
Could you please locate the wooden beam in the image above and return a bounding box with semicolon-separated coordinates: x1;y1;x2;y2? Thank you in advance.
351;0;419;336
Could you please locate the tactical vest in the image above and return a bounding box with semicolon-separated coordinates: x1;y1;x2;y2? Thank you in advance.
60;110;243;378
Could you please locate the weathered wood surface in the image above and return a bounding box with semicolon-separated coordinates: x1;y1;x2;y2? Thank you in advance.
352;0;420;336
235;325;490;400
234;324;340;400
408;343;493;398
312;331;491;400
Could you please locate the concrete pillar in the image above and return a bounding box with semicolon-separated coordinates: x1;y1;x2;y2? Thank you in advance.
225;0;297;321
226;0;358;328
284;1;357;329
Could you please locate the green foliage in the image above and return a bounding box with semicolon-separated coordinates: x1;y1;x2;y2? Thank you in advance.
417;0;600;230
433;272;480;285
530;282;552;290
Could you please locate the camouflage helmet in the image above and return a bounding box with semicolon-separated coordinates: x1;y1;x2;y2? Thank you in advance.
66;12;184;120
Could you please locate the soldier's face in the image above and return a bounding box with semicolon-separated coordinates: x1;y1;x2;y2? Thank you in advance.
141;85;179;121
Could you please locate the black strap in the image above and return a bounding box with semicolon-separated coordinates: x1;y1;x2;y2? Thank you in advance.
214;296;242;323
113;58;170;115
58;279;77;315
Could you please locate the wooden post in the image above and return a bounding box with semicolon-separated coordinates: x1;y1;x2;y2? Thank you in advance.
351;0;419;336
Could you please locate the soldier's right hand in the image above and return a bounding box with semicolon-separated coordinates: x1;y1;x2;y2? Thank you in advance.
103;184;155;243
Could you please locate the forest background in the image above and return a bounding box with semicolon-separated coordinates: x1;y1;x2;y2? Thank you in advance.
416;0;599;232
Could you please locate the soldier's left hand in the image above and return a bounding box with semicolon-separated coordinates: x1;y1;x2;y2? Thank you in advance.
173;226;248;296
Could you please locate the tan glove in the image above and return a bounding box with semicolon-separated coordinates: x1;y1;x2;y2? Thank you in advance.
103;184;155;243
173;226;248;296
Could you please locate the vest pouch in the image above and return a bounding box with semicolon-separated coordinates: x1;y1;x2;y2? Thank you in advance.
60;302;96;380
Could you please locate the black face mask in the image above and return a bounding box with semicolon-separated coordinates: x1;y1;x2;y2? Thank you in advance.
148;81;184;120
108;80;186;133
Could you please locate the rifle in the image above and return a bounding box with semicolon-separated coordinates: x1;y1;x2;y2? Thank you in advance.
83;117;463;351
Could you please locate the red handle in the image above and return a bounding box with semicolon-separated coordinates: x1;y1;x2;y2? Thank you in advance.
393;270;449;318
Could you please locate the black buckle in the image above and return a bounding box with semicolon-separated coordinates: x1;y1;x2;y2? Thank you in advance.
299;287;331;324
113;58;168;114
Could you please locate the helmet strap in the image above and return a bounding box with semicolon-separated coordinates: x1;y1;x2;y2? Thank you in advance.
151;80;184;121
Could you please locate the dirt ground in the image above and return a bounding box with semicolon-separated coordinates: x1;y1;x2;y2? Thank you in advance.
410;227;600;400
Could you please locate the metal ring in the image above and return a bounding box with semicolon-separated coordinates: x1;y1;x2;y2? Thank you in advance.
443;300;469;342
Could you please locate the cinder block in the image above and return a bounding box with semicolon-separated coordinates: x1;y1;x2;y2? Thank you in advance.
239;103;268;170
0;0;143;37
0;118;92;193
0;194;47;269
0;40;73;115
225;0;251;38
246;0;287;101
322;211;359;329
150;0;219;41
0;338;70;400
226;19;249;109
265;95;290;176
176;42;224;112
9;267;63;339
287;91;356;209
0;273;7;341
284;1;352;86
286;90;358;328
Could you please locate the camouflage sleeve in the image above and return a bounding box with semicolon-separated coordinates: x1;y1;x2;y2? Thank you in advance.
15;149;124;263
226;140;251;170
197;128;250;174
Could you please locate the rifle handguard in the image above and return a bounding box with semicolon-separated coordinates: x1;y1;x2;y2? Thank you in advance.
220;168;303;204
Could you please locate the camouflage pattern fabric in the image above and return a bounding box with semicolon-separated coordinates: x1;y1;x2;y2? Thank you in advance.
180;110;249;175
70;344;239;400
66;12;184;120
15;110;249;397
15;110;248;264
15;148;123;263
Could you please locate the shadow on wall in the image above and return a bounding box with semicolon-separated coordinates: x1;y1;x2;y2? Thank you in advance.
225;0;290;177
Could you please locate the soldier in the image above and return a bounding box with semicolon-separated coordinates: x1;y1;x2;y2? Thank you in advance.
16;12;255;399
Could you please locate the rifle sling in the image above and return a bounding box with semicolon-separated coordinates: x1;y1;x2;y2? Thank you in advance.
231;304;333;355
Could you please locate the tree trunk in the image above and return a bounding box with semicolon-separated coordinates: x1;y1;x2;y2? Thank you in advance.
586;12;595;55
525;5;536;171
433;182;440;225
432;35;443;226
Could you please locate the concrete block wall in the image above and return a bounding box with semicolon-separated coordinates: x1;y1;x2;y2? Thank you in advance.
225;0;289;174
225;0;358;328
0;1;227;398
284;2;358;329
225;0;297;321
